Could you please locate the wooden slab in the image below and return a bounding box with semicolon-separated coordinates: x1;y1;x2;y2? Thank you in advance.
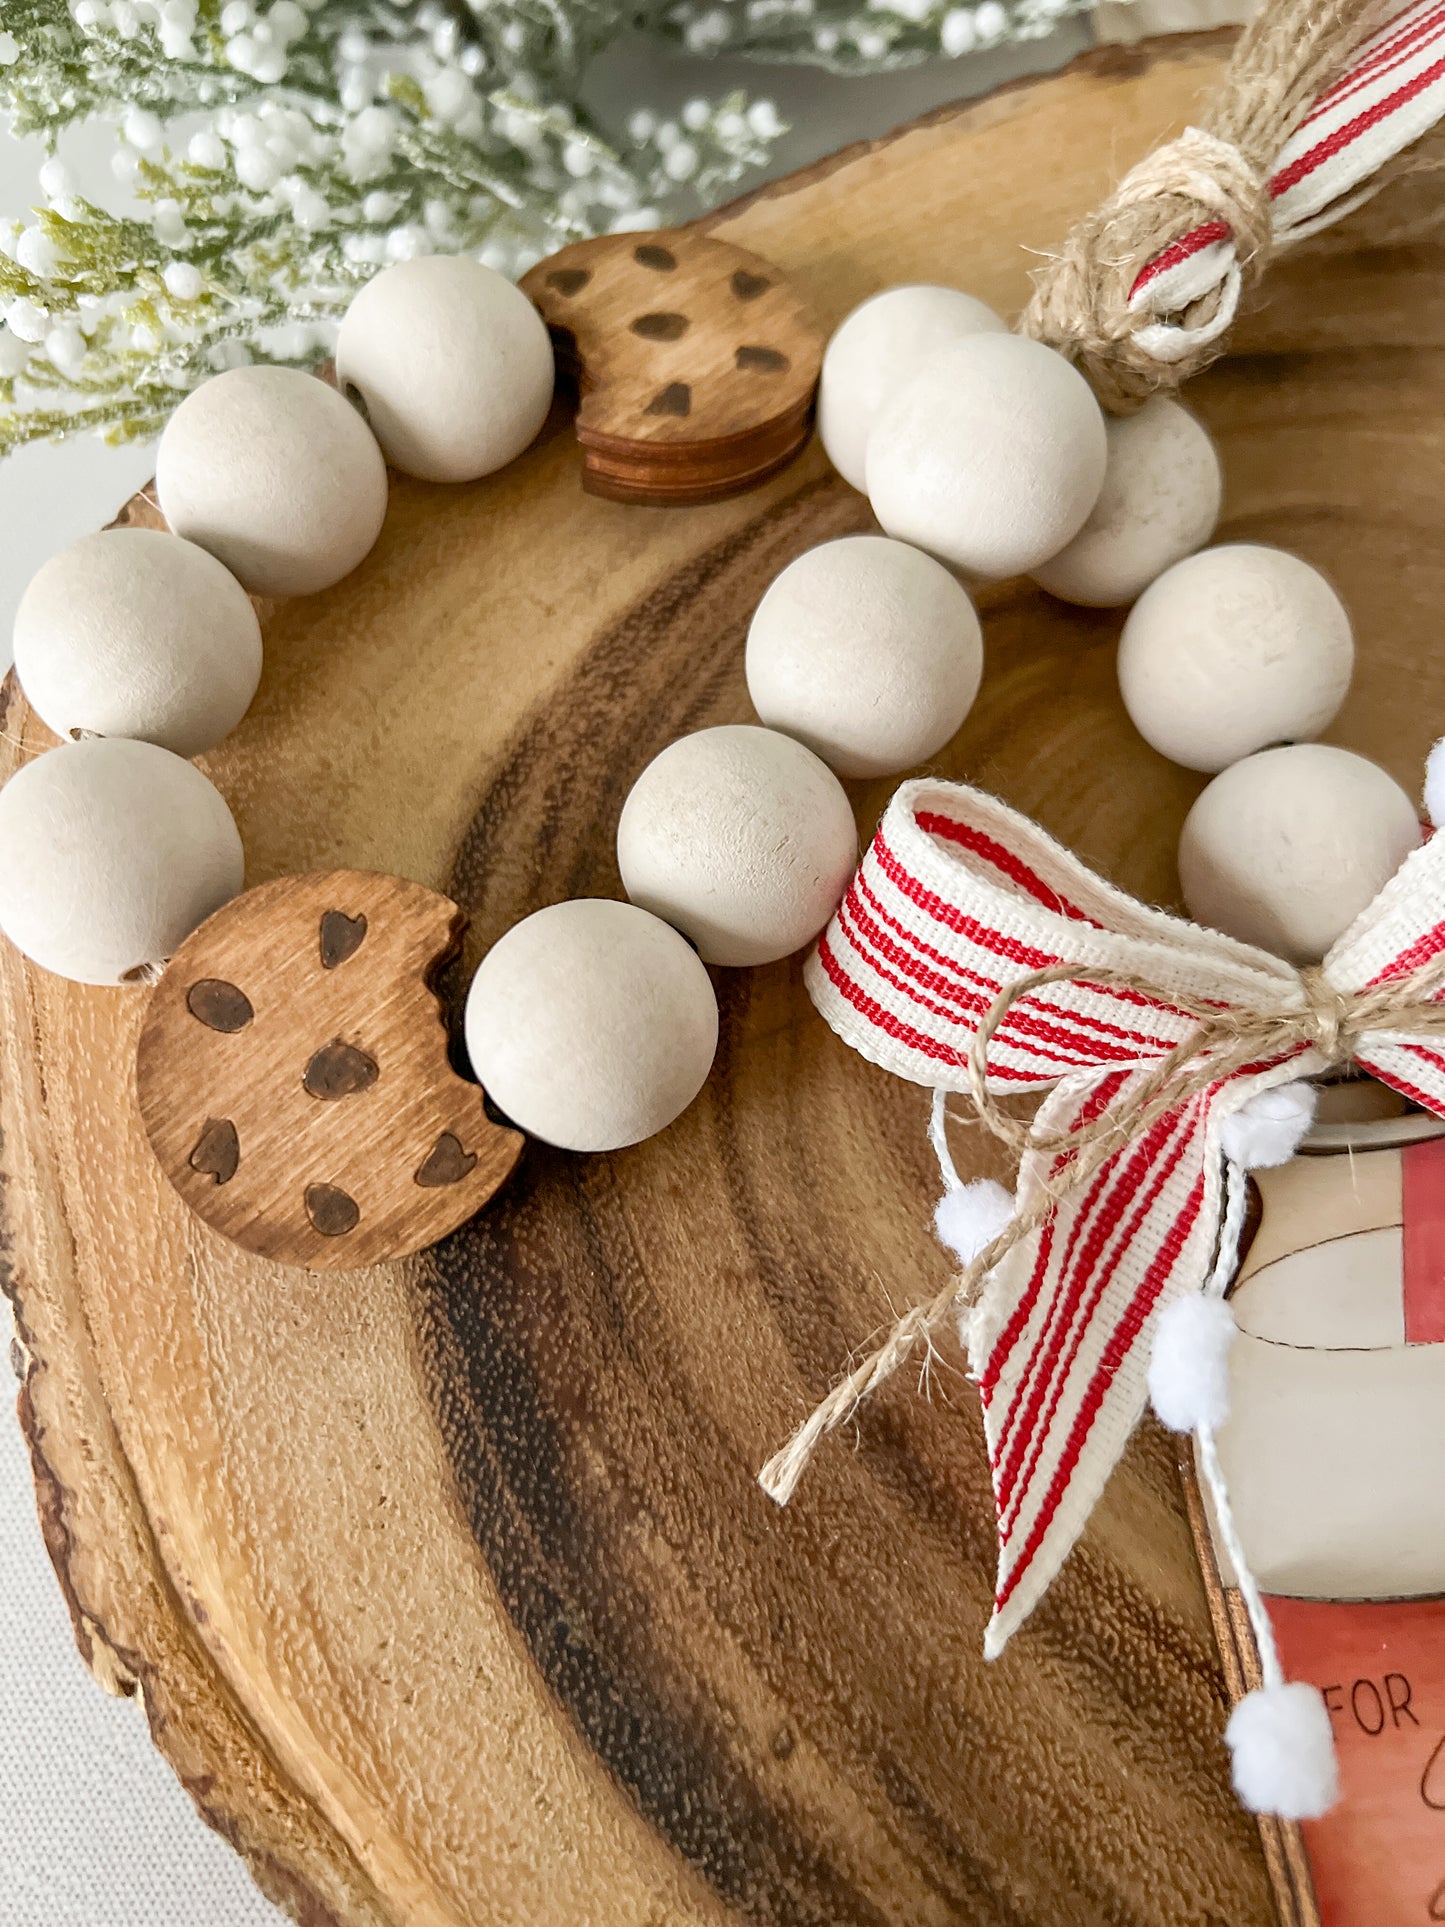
8;30;1445;1924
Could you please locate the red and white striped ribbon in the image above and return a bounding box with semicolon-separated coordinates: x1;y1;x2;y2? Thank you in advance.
1129;0;1445;367
805;780;1445;1650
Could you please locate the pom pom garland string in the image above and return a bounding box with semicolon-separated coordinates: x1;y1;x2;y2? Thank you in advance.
1181;1160;1341;1817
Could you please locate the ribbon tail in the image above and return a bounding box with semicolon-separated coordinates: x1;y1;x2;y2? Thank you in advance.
968;1068;1229;1657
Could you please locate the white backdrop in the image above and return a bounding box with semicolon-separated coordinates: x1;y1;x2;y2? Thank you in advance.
0;24;1094;1923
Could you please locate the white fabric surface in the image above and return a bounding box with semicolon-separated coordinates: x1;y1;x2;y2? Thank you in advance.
0;23;1095;1919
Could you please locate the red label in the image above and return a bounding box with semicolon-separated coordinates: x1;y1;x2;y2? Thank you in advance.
1403;1138;1445;1344
1269;1596;1445;1923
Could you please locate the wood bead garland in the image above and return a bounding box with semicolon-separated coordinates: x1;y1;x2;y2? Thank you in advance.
616;724;858;967
156;364;389;597
13;528;263;758
0;737;244;985
463;899;719;1153
865;333;1108;578
1177;744;1422;963
1031;397;1222;608
335;256;555;484
745;535;983;779
817;284;1007;493
1118;543;1354;772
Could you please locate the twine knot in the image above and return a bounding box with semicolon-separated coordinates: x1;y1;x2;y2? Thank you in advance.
1017;0;1390;412
1299;964;1355;1063
1019;128;1271;413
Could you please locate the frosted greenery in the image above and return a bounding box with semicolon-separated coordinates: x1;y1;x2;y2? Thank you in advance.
0;0;1080;454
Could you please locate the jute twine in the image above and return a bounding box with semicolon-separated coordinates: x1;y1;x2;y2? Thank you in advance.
758;954;1445;1505
1019;0;1395;411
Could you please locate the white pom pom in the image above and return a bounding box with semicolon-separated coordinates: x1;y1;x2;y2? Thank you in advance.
934;1178;1014;1266
1225;1682;1339;1819
1147;1292;1237;1432
1219;1081;1317;1171
1426;735;1445;830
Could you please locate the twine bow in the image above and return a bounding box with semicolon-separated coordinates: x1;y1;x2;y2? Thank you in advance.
1021;0;1445;410
764;779;1445;1653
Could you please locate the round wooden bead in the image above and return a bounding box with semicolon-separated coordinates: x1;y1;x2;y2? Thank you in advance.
335;256;555;484
745;535;982;778
817;285;1006;492
13;527;263;758
616;724;857;966
1118;543;1354;773
156;365;388;597
0;737;245;984
464;899;718;1153
866;333;1107;578
1031;397;1222;607
1178;744;1420;963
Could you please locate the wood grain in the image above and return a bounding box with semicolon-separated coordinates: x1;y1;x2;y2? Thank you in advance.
134;871;522;1269
6;28;1442;1925
520;230;824;504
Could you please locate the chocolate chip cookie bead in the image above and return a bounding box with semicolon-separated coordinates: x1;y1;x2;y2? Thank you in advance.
0;737;245;984
1119;544;1353;773
617;724;857;966
1032;398;1222;608
13;528;263;758
463;899;718;1152
818;285;1006;492
1178;744;1420;963
335;256;555;483
156;365;388;597
866;333;1107;578
745;535;983;778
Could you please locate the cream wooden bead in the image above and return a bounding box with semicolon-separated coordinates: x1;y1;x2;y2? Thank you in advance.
464;899;718;1153
1179;745;1420;964
817;285;1006;492
745;535;982;778
13;528;262;758
0;738;244;985
1119;544;1353;773
335;256;555;483
1031;398;1222;608
617;725;857;967
156;365;388;597
866;333;1107;578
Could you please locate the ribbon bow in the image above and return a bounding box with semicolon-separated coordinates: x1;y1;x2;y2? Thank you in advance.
764;778;1445;1655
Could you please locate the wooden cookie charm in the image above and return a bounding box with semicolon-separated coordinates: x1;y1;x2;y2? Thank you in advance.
520;230;824;506
135;871;522;1269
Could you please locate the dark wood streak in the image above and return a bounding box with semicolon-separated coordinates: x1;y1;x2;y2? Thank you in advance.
419;482;1261;1923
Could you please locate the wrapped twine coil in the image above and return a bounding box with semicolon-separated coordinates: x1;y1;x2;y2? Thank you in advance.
1022;0;1444;411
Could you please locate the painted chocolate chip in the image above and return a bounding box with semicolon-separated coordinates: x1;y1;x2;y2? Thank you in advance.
645;382;691;418
631;312;689;341
189;1117;240;1186
303;1039;380;1100
305;1183;360;1237
634;244;677;272
319;909;367;969
731;269;771;300
546;268;591;296
415;1132;479;1188
186;978;254;1032
736;345;789;373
